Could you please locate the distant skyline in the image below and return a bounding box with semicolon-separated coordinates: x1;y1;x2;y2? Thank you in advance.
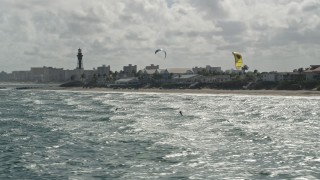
1;0;319;72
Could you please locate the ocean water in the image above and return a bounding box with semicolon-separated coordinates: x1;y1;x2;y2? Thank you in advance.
0;88;320;179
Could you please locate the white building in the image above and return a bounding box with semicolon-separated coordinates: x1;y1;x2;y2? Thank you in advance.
261;72;277;82
304;65;320;81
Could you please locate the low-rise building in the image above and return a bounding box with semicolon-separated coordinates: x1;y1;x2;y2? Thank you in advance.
261;72;277;82
172;74;202;83
114;77;139;86
203;75;231;83
139;69;158;83
193;65;222;74
276;72;305;81
260;72;306;82
304;65;320;81
166;68;194;77
145;64;159;70
225;69;243;74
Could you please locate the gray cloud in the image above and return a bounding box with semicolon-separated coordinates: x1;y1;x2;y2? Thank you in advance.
0;0;319;72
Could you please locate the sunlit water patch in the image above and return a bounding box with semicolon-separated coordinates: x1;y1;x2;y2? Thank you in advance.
0;89;319;179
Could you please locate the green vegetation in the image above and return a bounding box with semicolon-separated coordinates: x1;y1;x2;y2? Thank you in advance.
60;69;320;91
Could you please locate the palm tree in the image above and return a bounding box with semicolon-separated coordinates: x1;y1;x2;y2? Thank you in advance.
242;65;249;73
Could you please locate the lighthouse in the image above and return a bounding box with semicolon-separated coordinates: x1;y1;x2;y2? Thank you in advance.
77;48;83;69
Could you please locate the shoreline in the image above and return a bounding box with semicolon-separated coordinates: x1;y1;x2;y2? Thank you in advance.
41;86;320;96
2;83;320;96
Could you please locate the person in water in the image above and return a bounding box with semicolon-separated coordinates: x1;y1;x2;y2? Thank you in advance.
179;111;183;116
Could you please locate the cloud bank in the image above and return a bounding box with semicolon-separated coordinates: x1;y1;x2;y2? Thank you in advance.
0;0;319;72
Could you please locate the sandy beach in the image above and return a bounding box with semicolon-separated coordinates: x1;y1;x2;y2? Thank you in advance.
42;86;320;96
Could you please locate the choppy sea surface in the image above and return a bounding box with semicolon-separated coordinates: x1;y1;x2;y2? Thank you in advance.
0;86;320;179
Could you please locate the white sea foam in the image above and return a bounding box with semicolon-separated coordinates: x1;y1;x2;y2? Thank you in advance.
0;89;319;179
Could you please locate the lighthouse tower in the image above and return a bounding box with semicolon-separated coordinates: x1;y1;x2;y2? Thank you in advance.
77;48;83;69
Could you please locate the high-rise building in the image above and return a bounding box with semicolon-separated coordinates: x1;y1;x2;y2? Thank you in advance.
123;64;137;77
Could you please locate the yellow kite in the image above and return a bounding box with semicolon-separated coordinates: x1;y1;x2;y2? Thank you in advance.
232;52;243;70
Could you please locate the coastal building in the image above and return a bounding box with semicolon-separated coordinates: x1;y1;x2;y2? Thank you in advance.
261;72;277;82
139;69;158;83
261;71;306;82
30;66;65;82
97;65;110;76
304;65;320;81
276;72;305;81
12;71;30;81
64;69;84;81
123;64;137;77
203;75;231;83
225;69;243;74
158;69;171;82
172;74;202;83
193;65;222;74
138;68;173;83
166;68;194;77
145;64;159;70
113;77;139;86
141;68;194;83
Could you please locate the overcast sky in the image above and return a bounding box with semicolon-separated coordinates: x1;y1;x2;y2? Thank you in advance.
1;0;319;72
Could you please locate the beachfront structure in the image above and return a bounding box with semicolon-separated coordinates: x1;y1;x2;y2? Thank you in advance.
260;72;306;82
304;65;320;81
145;64;159;70
114;77;139;85
138;67;195;83
276;72;305;81
11;71;30;81
173;74;203;83
193;65;222;74
139;69;158;83
138;69;170;83
203;75;232;83
97;65;110;76
123;64;137;77
225;69;243;74
10;66;65;82
261;72;277;82
166;68;194;76
31;67;65;82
